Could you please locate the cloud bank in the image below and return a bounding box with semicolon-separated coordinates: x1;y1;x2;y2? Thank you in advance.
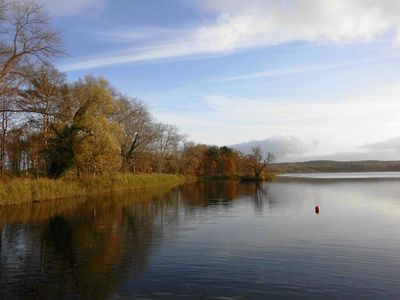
363;137;400;151
232;136;318;161
232;136;400;163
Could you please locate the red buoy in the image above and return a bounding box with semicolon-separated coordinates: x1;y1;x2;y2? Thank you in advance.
315;205;320;214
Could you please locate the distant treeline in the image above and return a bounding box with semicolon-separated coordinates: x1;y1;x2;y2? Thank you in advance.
270;160;400;174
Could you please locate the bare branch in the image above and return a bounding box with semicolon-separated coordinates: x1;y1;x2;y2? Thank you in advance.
0;0;63;85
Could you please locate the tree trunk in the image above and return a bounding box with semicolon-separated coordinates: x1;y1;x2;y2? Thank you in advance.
0;109;8;179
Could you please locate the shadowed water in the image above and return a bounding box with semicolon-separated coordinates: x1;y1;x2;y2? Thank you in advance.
1;175;400;299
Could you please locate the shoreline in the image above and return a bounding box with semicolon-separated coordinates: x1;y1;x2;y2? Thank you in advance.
0;174;194;206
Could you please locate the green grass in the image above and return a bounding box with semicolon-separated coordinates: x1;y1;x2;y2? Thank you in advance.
0;173;194;205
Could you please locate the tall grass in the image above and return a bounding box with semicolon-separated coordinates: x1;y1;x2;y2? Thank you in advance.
0;183;182;225
0;173;193;205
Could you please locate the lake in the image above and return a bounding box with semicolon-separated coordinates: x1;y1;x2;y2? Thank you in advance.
278;171;400;179
1;174;400;299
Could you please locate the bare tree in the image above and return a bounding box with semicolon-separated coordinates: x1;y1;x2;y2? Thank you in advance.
18;65;65;129
153;123;185;173
248;146;275;180
114;97;158;171
0;0;62;178
0;0;62;87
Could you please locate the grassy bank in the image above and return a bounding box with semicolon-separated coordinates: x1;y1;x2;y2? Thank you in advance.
0;174;193;205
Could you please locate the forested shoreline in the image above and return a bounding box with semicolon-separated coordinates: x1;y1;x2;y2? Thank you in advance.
0;0;275;204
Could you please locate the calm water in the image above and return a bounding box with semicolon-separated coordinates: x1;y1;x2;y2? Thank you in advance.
279;171;400;179
1;175;400;299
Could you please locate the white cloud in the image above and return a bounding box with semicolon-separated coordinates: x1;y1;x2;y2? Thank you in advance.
197;0;400;43
363;137;400;152
36;0;105;16
60;0;400;71
232;136;318;161
258;136;400;161
205;84;400;148
211;55;396;82
91;27;186;43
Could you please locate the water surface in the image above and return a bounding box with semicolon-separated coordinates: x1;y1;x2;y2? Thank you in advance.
279;171;400;179
1;177;400;299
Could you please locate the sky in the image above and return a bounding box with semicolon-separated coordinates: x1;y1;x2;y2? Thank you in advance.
37;0;400;162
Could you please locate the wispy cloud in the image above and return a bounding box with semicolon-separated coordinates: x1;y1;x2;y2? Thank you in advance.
37;0;106;16
210;55;397;82
59;0;400;71
90;27;189;43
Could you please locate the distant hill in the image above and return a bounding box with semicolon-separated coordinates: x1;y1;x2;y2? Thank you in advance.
270;160;400;174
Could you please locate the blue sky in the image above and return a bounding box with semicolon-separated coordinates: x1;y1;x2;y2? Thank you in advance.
38;0;400;161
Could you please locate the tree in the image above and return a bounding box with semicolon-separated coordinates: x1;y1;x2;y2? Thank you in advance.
180;142;207;176
0;0;62;89
0;0;62;178
18;64;66;175
0;93;12;177
201;146;219;175
152;123;185;173
5;126;29;173
248;146;275;180
46;124;76;178
72;76;122;176
219;146;238;175
114;96;158;172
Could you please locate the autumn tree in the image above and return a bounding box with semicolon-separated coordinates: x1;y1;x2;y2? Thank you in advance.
46;123;75;178
152;123;185;173
248;146;275;180
180;143;207;176
17;64;66;174
219;146;238;175
114;96;158;172
201;146;219;175
0;0;62;178
4;125;29;173
72;76;122;176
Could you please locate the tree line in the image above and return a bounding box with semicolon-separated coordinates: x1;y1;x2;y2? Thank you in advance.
0;0;274;180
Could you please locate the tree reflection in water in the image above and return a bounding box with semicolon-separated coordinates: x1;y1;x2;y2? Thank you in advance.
0;187;181;299
0;181;273;299
252;183;277;214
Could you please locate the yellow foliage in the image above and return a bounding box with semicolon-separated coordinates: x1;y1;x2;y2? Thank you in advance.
72;76;123;175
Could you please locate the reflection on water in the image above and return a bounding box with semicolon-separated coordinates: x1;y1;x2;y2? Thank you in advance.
279;171;400;179
1;178;400;299
0;187;181;299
